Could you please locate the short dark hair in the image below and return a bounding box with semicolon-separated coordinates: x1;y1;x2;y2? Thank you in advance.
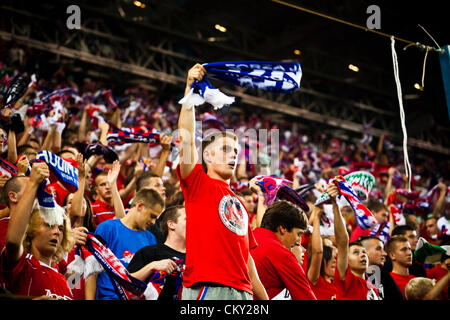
357;235;382;244
392;225;415;236
386;235;409;254
94;171;108;186
131;188;165;209
159;205;185;240
201;131;237;173
358;236;384;253
367;198;388;212
260;200;308;232
136;171;160;192
4;175;28;207
349;240;364;249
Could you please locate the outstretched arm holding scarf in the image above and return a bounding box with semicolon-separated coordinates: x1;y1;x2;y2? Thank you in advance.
178;64;204;179
4;162;50;267
329;183;349;281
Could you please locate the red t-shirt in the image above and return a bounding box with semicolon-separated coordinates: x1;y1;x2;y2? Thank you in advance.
251;228;317;300
427;266;449;300
309;275;336;300
349;226;371;242
91;199;115;229
177;164;257;294
0;252;73;300
335;266;380;300
0;217;9;254
390;272;415;298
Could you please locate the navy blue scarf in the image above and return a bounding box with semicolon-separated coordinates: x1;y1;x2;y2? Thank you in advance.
179;61;302;109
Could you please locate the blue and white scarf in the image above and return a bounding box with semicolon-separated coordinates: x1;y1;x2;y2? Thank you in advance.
179;61;302;110
35;151;79;226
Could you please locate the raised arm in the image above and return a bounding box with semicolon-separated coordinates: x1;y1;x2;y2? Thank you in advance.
107;160;125;219
432;182;447;218
328;183;348;280
69;153;87;227
374;134;385;164
98;122;110;146
78;109;88;142
249;176;267;228
17;116;32;147
5;162;49;267
41;127;55;152
423;270;450;300
118;160;143;200
383;167;396;203
307;205;324;285
16;154;30;176
178;64;205;179
7;129;17;164
153;133;172;177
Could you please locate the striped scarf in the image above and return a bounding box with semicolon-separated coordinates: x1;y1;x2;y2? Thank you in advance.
106;127;160;147
255;175;309;212
0;158;18;176
35;151;78;226
370;222;391;244
179;61;302;110
81;233;147;300
146;258;185;300
332;175;377;230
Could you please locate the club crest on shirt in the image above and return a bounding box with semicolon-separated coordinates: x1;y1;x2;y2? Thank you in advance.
218;195;248;236
120;250;134;265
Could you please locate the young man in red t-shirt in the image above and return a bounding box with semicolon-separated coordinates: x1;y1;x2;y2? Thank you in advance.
177;64;268;300
386;235;416;298
328;183;380;300
250;200;316;300
91;167;126;229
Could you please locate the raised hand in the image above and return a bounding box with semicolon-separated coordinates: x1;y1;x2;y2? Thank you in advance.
134;160;144;178
249;176;264;195
29;162;50;186
326;183;340;201
0;174;10;188
16;155;30;176
72;227;88;246
186;63;206;88
76;152;87;178
159;133;173;151
107;160;121;186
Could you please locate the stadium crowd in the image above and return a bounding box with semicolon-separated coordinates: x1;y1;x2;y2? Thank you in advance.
0;41;449;301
